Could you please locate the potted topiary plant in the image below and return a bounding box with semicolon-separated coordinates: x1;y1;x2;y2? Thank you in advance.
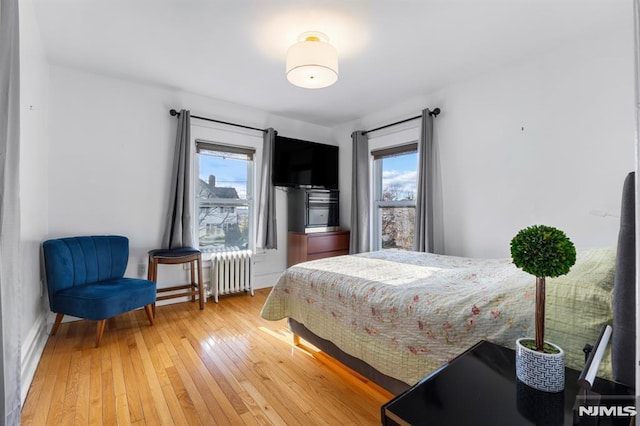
510;224;576;393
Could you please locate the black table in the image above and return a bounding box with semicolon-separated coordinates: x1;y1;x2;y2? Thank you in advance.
381;341;635;425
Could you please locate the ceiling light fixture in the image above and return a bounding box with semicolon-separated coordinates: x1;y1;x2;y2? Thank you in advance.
286;31;338;89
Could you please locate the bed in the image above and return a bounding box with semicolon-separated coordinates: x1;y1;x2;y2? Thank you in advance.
260;173;636;395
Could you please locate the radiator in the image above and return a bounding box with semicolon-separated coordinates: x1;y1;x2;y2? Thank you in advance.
210;250;254;303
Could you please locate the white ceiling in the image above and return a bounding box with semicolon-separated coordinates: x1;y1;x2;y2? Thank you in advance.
32;0;629;128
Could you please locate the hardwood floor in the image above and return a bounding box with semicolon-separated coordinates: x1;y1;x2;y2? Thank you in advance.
21;288;393;425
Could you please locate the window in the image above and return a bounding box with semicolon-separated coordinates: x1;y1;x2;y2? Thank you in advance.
372;143;418;250
196;141;255;253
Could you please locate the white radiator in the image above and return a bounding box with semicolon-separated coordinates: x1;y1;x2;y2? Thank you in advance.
210;250;254;303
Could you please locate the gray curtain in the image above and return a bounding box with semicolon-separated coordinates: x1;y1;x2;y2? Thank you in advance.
350;131;370;253
0;0;23;422
414;108;444;253
162;109;195;249
256;128;277;249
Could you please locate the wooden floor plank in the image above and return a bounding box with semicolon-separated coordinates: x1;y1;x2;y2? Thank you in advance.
141;322;193;425
72;350;91;425
20;336;56;425
128;330;163;425
100;347;117;426
134;330;177;425
239;380;288;426
21;288;394;425
115;333;138;424
161;309;222;425
165;365;204;425
44;334;74;426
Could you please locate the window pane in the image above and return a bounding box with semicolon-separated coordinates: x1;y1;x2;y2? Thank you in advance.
374;149;417;251
199;155;248;199
381;152;417;201
198;204;249;252
198;152;251;252
380;206;415;250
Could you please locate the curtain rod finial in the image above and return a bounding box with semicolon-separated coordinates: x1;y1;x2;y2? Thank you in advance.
430;108;441;117
170;109;180;117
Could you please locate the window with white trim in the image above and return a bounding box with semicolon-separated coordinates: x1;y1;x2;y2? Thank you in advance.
196;141;255;253
372;143;418;250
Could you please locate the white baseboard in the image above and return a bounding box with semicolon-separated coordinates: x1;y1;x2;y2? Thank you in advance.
21;313;50;405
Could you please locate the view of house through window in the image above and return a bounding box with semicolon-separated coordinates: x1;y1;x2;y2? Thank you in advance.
196;142;254;253
373;145;418;250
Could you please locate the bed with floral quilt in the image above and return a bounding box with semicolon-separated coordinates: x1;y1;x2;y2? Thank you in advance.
260;247;618;394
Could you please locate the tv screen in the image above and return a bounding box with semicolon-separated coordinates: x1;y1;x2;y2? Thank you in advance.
272;136;339;189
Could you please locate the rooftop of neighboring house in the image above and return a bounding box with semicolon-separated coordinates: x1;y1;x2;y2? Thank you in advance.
199;175;239;199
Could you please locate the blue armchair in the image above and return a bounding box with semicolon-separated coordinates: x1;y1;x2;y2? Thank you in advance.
42;235;157;347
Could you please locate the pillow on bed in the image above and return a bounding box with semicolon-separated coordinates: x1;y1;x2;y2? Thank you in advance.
545;247;616;379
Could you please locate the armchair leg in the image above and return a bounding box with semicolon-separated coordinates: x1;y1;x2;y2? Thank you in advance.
51;313;64;336
144;304;154;325
95;320;106;348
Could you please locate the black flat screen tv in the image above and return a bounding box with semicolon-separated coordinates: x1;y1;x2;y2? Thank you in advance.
272;136;339;189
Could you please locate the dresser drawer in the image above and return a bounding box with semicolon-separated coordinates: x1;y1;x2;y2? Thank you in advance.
287;230;351;267
307;249;349;261
307;232;350;254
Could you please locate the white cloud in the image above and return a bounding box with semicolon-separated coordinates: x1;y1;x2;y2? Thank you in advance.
383;170;417;196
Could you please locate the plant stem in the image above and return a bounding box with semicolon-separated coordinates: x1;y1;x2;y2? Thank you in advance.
535;276;545;351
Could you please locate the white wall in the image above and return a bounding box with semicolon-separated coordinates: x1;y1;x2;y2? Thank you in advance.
335;24;635;258
19;0;50;404
46;66;332;288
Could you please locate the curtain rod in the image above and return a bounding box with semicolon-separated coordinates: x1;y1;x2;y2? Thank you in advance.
364;107;441;135
169;109;267;133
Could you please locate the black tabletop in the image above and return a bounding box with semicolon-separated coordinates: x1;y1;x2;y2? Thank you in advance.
382;341;635;426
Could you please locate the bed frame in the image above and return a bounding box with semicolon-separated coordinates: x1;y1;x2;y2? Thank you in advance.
290;172;636;394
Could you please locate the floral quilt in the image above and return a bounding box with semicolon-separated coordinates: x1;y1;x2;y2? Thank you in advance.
260;249;537;386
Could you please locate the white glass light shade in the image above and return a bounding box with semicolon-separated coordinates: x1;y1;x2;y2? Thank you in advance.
286;32;338;89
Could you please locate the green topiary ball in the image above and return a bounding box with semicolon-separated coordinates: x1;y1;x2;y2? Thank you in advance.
510;225;576;278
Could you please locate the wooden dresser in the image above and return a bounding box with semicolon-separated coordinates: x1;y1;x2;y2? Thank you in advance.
287;230;350;267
